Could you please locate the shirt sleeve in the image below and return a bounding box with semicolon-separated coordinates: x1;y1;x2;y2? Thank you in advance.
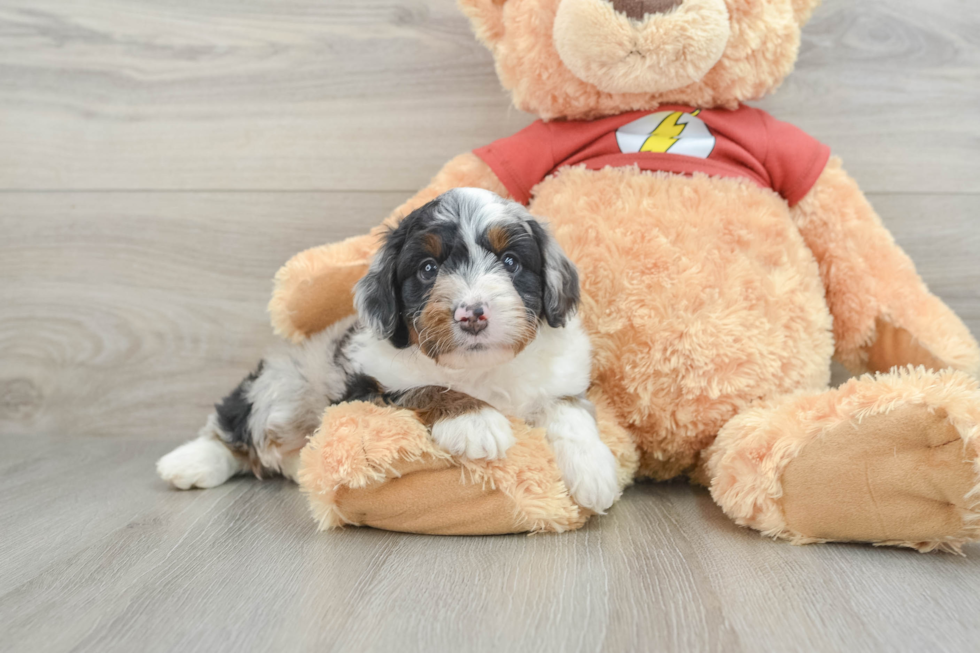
473;120;556;205
761;113;832;207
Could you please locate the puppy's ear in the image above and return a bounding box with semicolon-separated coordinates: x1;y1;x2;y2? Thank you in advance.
354;204;431;345
354;229;404;342
528;219;580;328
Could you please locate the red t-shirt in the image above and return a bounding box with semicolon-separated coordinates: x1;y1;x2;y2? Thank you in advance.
473;105;830;207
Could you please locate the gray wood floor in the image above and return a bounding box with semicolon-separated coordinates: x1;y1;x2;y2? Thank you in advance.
1;1;979;651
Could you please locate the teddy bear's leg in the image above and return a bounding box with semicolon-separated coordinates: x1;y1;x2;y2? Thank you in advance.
791;157;979;375
297;387;638;535
269;153;509;341
703;367;980;552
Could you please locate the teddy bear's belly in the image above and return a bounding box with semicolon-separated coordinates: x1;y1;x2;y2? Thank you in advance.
529;166;835;480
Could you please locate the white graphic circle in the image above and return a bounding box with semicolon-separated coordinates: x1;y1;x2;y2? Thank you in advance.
616;111;716;159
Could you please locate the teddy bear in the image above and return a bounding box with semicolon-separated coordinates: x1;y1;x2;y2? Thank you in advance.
276;0;980;552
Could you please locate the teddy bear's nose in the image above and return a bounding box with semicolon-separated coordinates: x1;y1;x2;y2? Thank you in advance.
609;0;684;21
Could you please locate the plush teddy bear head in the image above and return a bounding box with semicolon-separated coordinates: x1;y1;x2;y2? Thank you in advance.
459;0;822;120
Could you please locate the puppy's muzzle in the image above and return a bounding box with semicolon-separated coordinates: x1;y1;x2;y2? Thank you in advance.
455;303;488;336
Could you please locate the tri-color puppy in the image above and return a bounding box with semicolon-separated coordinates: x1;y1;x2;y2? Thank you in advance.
157;188;620;512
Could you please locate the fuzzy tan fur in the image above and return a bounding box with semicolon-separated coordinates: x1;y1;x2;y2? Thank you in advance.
280;0;980;550
528;166;834;479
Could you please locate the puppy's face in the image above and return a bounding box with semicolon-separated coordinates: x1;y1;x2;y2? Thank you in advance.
355;188;579;369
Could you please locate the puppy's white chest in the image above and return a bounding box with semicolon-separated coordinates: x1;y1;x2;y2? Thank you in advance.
451;346;587;415
349;317;593;419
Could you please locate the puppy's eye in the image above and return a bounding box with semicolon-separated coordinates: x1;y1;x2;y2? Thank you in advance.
418;258;439;282
501;252;520;273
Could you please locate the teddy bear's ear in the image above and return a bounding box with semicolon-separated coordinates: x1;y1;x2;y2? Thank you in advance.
457;0;508;48
792;0;823;25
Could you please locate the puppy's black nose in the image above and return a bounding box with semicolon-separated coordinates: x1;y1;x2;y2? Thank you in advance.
454;303;488;335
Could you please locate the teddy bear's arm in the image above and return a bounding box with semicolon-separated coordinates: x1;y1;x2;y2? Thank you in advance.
299;386;639;535
269;153;509;342
790;157;980;375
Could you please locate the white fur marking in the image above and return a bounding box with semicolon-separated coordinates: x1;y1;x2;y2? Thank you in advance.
156;437;245;490
543;401;619;513
431;407;516;460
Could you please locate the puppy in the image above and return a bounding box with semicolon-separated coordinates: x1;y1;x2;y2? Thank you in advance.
157;188;620;512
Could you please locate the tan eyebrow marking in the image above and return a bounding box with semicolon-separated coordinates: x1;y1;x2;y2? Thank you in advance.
423;232;442;258
486;225;510;253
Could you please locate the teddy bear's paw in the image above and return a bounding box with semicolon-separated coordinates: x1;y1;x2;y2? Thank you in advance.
157;437;243;490
553;439;620;514
431;408;516;460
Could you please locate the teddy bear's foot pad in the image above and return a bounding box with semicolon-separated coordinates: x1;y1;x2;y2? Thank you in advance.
781;404;980;552
332;458;525;535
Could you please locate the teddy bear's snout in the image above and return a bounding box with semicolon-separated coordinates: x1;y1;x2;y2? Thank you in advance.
553;0;731;95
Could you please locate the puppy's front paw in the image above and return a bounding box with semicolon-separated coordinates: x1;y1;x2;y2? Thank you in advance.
553;439;619;513
157;438;242;490
431;408;516;460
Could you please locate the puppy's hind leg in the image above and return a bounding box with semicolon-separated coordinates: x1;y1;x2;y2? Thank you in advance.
157;364;263;490
157;414;248;490
159;322;352;489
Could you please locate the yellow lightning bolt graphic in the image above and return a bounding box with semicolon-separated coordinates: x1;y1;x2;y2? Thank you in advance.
639;110;699;153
